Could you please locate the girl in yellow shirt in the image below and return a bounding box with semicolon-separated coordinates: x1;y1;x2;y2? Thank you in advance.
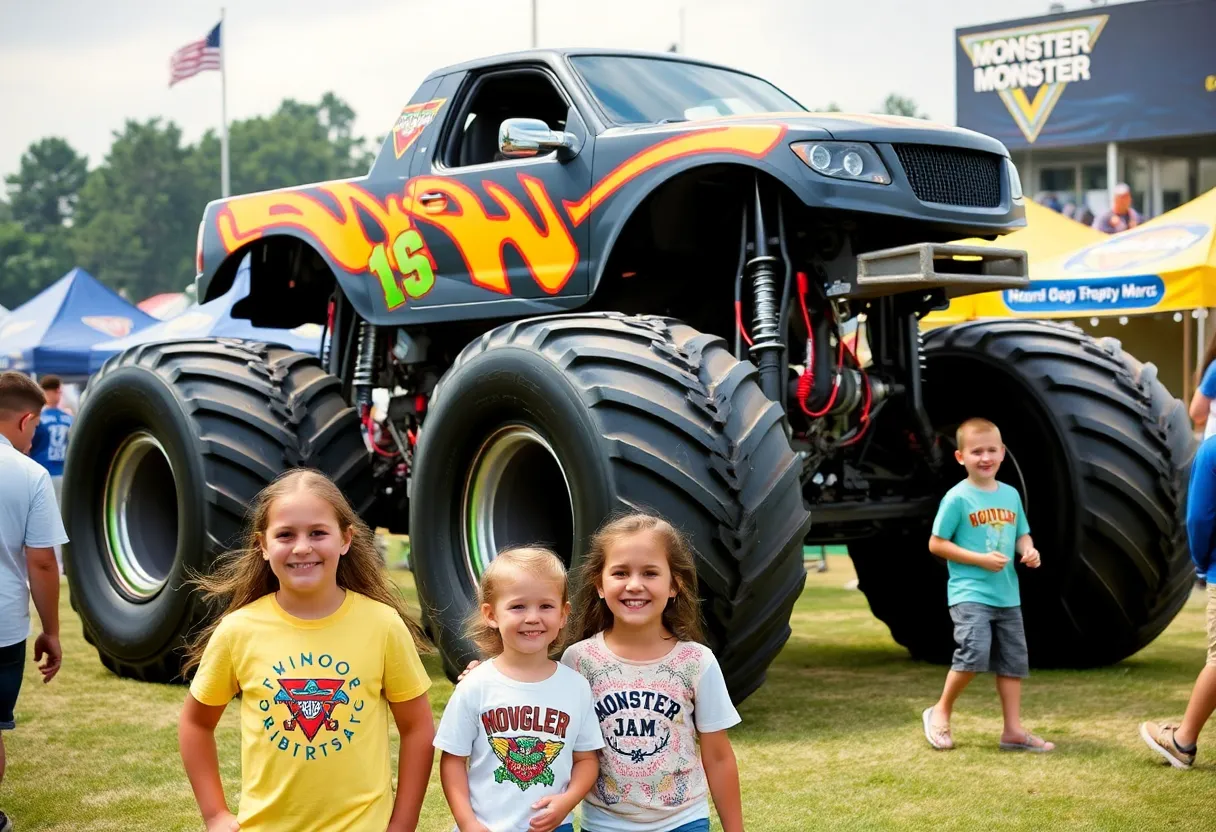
178;469;434;832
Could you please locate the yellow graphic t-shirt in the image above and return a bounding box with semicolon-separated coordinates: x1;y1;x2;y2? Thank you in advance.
190;591;431;831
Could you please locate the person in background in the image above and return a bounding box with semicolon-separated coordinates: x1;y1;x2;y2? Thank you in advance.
1190;329;1216;443
922;418;1052;753
28;375;72;574
1093;183;1141;233
1138;431;1216;769
0;372;67;832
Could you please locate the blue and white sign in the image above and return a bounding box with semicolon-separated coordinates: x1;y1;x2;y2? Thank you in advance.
1003;275;1165;313
956;0;1216;149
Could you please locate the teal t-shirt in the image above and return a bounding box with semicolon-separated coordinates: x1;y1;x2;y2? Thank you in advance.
931;480;1030;608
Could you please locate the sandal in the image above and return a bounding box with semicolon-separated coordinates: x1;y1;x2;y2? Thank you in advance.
999;731;1055;752
923;706;953;750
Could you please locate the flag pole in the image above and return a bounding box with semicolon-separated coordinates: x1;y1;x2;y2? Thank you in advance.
220;7;230;197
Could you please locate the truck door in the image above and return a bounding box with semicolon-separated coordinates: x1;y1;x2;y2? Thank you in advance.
406;65;592;306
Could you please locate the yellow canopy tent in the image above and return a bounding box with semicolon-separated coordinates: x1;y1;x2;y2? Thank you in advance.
968;186;1216;319
923;200;1105;325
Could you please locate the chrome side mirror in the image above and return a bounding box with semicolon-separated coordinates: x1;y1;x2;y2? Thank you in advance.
499;117;577;159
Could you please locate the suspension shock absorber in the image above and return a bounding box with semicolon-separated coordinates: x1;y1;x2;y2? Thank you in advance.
745;179;785;401
905;312;941;466
918;326;927;382
352;320;377;411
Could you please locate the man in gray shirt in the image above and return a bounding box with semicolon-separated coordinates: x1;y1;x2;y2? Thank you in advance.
0;372;67;832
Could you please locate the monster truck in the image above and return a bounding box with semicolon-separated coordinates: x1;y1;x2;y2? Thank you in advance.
62;49;1194;701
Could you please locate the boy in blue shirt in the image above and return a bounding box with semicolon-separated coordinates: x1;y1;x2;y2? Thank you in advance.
1138;434;1216;769
28;375;71;574
922;417;1055;752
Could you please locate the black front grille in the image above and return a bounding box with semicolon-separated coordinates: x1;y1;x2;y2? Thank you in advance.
893;144;1003;208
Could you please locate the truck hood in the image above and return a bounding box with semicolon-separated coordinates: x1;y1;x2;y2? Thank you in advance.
603;112;1010;156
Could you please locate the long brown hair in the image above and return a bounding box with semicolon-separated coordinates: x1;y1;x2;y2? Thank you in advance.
566;513;706;648
465;546;568;658
1198;326;1216;387
183;468;430;676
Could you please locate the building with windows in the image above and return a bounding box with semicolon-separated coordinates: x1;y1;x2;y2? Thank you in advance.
956;0;1216;223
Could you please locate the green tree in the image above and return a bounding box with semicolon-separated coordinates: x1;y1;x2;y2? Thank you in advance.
3;93;378;304
4;137;88;232
319;92;374;172
191;92;374;199
0;221;75;309
70;119;204;300
880;93;929;119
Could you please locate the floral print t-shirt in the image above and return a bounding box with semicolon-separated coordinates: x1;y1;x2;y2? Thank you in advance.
561;633;741;832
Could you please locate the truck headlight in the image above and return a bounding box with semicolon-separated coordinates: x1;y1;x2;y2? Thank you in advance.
1006;158;1023;201
791;141;891;185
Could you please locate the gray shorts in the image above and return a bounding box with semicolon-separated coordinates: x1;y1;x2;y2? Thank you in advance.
949;602;1029;678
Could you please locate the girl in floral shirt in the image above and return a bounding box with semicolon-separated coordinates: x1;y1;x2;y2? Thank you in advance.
560;514;743;832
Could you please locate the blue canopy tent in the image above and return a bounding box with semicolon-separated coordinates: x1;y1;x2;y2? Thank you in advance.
0;268;157;378
89;254;324;372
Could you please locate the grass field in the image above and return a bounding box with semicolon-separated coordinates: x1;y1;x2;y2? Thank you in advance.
6;558;1213;831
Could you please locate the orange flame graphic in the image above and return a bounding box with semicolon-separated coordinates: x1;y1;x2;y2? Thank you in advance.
217;182;421;274
404;174;577;295
215;124;787;306
564;124;786;226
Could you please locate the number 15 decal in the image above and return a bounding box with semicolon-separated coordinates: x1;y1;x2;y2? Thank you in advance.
368;228;436;310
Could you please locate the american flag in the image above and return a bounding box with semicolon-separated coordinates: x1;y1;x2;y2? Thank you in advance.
169;22;221;87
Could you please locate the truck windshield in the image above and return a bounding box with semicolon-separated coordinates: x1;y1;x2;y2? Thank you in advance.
569;55;805;125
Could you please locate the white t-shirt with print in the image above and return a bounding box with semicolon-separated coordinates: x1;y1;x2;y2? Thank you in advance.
434;658;605;832
561;633;741;832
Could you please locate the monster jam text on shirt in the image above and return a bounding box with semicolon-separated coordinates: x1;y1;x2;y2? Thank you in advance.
561;634;740;832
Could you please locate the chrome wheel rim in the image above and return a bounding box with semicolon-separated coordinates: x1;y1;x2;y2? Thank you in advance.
103;432;179;599
460;425;574;582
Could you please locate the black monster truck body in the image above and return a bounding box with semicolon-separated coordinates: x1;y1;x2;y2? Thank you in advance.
64;50;1195;700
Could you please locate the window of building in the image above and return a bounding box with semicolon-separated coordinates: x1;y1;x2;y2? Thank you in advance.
1200;158;1216;195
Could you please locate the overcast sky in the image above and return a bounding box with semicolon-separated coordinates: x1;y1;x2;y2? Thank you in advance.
0;0;1136;181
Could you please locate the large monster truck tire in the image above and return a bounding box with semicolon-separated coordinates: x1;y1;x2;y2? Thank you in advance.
850;320;1194;667
409;313;811;702
62;339;371;682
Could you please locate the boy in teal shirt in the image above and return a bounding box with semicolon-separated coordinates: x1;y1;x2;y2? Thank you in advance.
922;418;1055;753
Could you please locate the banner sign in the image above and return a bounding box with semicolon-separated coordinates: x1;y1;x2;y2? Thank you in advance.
956;0;1216;148
998;221;1212;314
1002;275;1165;313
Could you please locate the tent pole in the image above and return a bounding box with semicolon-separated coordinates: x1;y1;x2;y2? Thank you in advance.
1184;310;1193;403
1199;310;1208;395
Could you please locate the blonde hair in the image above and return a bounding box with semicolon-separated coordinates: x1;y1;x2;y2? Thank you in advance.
567;513;706;648
466;546;569;658
183;468;430;677
956;417;1002;451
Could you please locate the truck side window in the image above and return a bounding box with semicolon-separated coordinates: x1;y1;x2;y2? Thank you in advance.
446;69;570;168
